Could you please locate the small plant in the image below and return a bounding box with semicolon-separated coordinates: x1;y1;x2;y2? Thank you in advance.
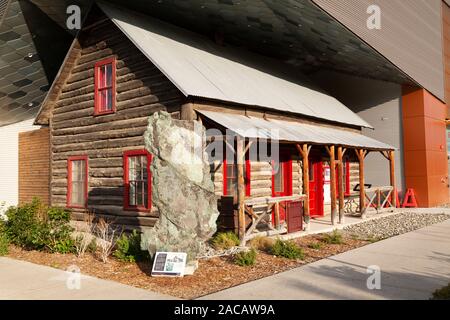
308;242;323;250
113;230;149;262
87;237;97;254
0;223;9;256
211;232;240;250
95;218;120;263
249;236;274;252
322;230;344;245
270;239;304;260
234;248;257;266
73;213;95;257
431;283;450;300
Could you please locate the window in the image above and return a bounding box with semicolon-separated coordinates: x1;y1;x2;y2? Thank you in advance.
272;156;292;197
94;57;116;115
223;158;251;197
67;156;88;208
124;150;152;211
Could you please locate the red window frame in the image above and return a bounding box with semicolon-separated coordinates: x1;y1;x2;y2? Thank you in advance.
271;157;293;197
94;57;116;115
223;158;251;197
123;149;152;212
67;155;88;209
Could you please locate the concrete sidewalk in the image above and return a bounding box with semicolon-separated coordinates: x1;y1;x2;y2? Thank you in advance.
0;257;176;300
201;219;450;300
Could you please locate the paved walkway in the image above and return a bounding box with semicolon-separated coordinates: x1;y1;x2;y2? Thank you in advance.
201;219;450;300
0;257;175;300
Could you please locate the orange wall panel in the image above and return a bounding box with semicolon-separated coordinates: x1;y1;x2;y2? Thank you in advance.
402;88;449;206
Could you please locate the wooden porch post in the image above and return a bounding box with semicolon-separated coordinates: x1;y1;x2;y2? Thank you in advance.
337;146;346;224
236;136;246;243
326;146;337;225
296;143;310;230
389;150;397;208
355;149;367;218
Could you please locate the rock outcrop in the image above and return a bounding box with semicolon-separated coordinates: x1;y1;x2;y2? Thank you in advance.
141;111;219;261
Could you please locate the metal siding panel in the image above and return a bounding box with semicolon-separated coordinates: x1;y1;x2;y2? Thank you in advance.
100;2;372;128
198;110;394;150
312;0;445;101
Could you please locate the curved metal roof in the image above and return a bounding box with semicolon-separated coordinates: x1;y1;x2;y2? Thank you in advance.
101;2;372;128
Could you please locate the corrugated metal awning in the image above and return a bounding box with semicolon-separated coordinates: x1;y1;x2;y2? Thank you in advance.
99;2;372;129
198;110;394;151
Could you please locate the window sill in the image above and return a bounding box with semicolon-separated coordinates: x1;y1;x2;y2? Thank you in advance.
94;110;115;116
124;206;151;213
66;205;86;209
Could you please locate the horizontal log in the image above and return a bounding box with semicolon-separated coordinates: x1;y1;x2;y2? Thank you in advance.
52;107;93;123
52;148;141;162
52;116;149;137
89;177;124;188
90;167;123;178
88;205;159;218
89;187;124;197
52;126;145;146
52;99;181;130
52;136;144;153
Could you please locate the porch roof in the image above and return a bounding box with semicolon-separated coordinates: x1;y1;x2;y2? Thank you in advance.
198;110;394;151
99;2;372;129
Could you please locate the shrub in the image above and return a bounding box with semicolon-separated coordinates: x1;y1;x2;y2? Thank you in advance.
322;230;344;245
211;232;240;250
249;236;275;252
4;198;75;253
270;239;304;260
308;242;323;250
113;230;149;262
431;283;450;300
0;223;9;256
234;248;257;266
87;238;97;253
95;218;119;263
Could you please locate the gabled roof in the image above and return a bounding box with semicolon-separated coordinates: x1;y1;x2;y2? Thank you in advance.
100;2;372;129
36;2;372;129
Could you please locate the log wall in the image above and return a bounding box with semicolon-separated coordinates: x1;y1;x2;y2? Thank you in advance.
49;19;184;228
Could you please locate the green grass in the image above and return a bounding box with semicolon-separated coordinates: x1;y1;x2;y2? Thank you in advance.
270;239;304;260
308;242;323;250
211;232;240;250
234;248;257;267
321;230;344;245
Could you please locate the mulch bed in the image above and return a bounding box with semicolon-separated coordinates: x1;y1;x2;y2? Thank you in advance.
5;233;369;299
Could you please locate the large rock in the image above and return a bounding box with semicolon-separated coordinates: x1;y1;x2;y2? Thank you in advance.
141;111;219;261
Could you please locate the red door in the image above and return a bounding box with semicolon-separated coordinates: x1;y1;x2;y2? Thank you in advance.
309;159;324;217
272;155;293;223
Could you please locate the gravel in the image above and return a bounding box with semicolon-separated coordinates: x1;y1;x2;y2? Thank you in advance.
344;212;450;240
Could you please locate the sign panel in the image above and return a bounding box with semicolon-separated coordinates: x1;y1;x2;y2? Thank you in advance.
151;252;187;277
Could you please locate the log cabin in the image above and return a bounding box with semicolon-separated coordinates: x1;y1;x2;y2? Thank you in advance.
34;2;396;241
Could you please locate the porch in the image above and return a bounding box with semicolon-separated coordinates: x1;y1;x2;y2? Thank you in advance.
199;110;397;245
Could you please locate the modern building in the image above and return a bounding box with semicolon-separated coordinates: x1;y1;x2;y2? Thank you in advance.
0;0;449;221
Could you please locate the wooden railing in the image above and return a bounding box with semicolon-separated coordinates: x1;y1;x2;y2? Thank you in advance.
345;186;395;216
243;195;307;242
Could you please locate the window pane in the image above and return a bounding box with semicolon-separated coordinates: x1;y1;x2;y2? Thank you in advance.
70;160;86;206
226;164;237;196
128;155;149;208
105;64;112;87
273;162;283;193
